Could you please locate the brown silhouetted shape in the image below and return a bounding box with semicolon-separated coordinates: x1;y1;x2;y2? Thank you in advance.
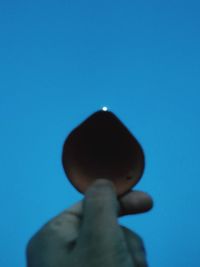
62;110;145;196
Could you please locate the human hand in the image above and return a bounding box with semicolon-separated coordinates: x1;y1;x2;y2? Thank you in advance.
26;179;153;267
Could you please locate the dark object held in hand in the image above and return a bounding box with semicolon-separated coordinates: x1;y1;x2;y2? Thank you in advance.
62;109;145;196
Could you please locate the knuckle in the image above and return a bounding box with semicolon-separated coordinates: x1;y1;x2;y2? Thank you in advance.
135;253;148;267
26;234;40;257
26;223;53;254
121;225;146;252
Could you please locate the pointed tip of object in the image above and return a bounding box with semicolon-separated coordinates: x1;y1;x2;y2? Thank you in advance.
101;106;108;111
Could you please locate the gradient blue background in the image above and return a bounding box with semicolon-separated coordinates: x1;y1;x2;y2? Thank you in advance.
0;1;200;266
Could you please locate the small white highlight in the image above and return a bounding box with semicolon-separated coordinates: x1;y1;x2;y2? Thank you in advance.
102;106;108;111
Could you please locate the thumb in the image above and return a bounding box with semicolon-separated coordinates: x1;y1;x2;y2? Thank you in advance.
76;179;127;250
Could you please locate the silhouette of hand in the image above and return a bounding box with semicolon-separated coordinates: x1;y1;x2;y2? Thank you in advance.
26;179;153;267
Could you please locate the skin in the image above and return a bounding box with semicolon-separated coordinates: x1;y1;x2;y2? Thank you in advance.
26;179;153;267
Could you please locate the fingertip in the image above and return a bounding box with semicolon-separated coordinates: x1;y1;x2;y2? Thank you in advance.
85;178;117;198
88;178;116;189
119;191;154;216
147;194;154;210
138;191;154;211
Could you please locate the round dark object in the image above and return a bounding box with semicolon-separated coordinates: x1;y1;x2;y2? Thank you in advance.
62;110;145;196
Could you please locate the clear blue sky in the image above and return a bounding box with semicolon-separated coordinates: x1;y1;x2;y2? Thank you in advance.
0;1;200;266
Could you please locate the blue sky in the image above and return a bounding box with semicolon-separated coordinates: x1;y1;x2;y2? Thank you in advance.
0;1;200;266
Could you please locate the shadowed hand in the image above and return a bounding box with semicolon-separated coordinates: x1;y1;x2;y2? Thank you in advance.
26;179;153;267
